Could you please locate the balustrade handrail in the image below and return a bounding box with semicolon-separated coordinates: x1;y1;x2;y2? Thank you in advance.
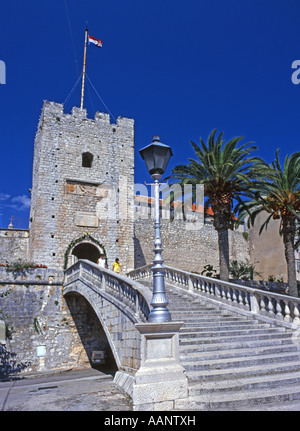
64;259;152;322
127;264;300;329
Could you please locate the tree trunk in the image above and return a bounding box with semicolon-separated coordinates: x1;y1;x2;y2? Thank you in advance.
218;228;229;281
282;216;298;297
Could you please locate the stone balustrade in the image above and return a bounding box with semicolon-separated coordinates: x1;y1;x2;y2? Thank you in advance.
64;259;152;323
128;264;300;330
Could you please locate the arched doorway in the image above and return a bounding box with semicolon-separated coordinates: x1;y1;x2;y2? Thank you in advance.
72;242;101;263
64;233;106;269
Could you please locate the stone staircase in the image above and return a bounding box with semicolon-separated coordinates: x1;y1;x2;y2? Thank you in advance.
139;277;300;411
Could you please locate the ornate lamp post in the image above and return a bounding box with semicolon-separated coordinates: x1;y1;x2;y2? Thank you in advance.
139;136;173;323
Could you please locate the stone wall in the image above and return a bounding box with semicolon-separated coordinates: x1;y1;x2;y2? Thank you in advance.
134;219;250;274
0;219;250;281
0;264;142;377
248;212;289;282
0;229;29;264
29;101;135;272
0;268;108;375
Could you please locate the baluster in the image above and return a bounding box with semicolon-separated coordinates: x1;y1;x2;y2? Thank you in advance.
293;303;300;325
198;279;202;292
244;291;250;310
101;273;106;290
207;282;211;294
267;296;275;316
226;287;231;302
276;300;283;319
196;279;199;291
205;281;209;294
284;301;292;322
188;276;193;292
203;281;207;293
238;290;244;306
194;278;199;292
135;290;139;316
222;286;227;299
200;280;204;292
259;296;266;313
232;289;238;304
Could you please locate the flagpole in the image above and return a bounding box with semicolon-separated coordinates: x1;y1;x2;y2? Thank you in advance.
80;28;88;109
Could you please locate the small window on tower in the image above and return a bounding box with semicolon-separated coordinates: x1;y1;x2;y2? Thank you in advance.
82;152;93;168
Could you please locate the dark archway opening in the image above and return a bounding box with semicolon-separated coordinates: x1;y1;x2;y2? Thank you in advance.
65;292;118;375
72;242;101;264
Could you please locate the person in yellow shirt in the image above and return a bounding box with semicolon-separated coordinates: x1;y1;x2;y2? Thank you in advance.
112;258;122;274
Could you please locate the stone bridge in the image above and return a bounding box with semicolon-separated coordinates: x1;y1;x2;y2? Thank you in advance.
64;260;188;410
63;259;151;376
64;260;300;411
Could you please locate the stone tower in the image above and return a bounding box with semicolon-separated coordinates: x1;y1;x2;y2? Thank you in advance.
29;101;135;271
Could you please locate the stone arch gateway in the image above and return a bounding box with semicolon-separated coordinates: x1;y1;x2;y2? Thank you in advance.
64;233;107;269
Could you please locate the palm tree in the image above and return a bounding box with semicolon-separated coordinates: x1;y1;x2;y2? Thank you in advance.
167;129;264;281
238;150;300;296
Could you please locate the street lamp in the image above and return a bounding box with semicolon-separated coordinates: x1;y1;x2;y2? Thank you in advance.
139;135;173;323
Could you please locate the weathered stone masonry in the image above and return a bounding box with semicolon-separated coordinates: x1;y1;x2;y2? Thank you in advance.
29;101;135;272
0;268;95;373
134;219;250;273
0;265;142;375
0;100;250;377
0;229;29;263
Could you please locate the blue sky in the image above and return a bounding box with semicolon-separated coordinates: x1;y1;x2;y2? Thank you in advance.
0;0;300;229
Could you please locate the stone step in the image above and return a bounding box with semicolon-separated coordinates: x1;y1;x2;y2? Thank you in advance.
179;322;271;332
138;278;300;410
181;318;267;325
245;399;300;411
188;370;300;396
168;307;219;313
182;350;300;372
170;315;249;322
179;326;286;339
170;310;250;318
185;359;300;382
180;342;297;362
179;335;294;353
183;382;300;411
179;331;293;346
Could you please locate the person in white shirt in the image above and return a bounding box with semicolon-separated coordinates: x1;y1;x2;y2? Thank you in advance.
97;254;107;269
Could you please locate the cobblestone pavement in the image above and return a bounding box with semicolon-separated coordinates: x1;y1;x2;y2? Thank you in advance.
0;368;133;411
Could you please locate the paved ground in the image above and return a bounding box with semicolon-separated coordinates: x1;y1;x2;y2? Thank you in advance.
0;368;133;411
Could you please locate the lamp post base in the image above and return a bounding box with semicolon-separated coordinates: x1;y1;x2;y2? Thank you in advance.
147;307;172;323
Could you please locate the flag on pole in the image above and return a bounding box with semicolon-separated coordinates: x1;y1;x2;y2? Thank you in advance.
88;35;103;48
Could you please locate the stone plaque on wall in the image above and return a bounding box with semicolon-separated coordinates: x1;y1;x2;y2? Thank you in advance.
75;211;99;227
66;180;110;198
